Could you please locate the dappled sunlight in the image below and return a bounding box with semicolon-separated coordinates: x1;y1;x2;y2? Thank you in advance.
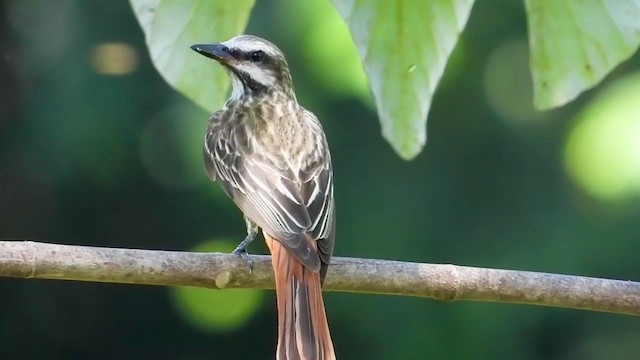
564;72;640;201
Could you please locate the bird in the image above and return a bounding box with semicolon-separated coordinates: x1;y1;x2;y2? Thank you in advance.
190;35;336;360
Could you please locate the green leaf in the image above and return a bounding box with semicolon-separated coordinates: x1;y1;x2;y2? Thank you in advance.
331;0;475;159
129;0;255;112
526;0;640;110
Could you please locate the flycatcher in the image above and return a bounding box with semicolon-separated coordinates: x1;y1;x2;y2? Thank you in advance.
191;35;336;360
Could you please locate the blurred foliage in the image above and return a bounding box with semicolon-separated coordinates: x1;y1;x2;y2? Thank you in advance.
280;0;370;103
0;0;639;360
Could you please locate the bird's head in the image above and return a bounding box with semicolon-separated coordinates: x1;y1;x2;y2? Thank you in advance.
191;35;295;101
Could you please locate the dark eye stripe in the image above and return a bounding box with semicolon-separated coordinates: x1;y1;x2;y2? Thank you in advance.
250;51;264;62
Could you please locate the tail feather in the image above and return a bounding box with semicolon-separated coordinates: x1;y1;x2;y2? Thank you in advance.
265;234;336;360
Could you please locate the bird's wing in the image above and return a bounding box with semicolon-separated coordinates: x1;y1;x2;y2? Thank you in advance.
202;111;223;183
299;109;335;277
203;111;334;273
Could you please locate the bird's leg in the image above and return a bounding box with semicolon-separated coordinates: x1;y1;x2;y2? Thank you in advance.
232;216;258;272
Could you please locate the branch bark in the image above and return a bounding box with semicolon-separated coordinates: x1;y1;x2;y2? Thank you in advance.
0;241;638;316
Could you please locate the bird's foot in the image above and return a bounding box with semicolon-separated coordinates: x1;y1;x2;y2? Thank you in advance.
232;243;254;273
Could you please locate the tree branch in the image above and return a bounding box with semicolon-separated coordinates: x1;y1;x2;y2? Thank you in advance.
0;241;638;316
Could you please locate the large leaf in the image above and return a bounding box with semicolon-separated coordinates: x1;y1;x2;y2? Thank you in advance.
526;0;640;110
130;0;255;112
332;0;474;159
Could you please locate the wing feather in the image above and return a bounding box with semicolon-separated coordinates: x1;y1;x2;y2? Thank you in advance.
203;109;335;273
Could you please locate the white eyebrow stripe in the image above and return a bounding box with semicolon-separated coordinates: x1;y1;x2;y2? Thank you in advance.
222;36;282;58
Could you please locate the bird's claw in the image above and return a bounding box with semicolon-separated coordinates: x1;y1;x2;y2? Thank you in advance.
232;246;254;274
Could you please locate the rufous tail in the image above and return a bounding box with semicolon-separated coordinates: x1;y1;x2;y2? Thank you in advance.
265;234;336;360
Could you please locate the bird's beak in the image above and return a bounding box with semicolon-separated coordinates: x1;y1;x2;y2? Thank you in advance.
190;43;234;63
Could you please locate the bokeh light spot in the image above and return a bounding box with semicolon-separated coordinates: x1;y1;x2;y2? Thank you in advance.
89;42;139;75
302;11;370;102
565;72;640;201
484;38;550;125
172;240;263;332
140;103;209;190
278;0;370;104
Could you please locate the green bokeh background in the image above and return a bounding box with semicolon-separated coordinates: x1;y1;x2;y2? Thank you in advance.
1;0;639;359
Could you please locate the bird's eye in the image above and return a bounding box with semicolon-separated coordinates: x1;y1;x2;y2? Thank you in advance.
250;50;265;62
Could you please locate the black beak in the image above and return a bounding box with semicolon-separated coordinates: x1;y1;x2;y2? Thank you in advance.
190;43;234;62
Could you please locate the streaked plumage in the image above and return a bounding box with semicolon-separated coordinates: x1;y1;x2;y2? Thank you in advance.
192;35;336;360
